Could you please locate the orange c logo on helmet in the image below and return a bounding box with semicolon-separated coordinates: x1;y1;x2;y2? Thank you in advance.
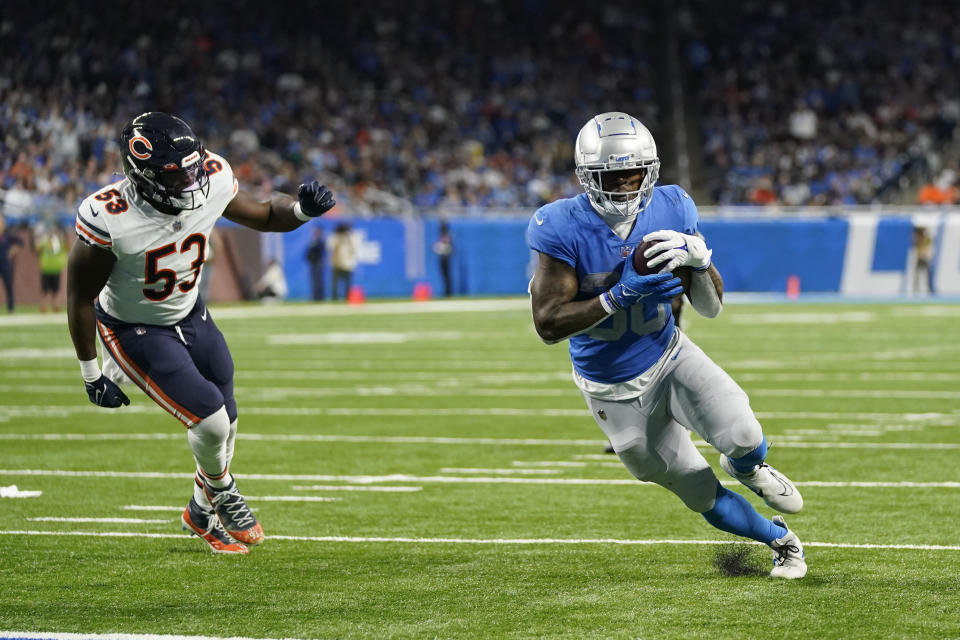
129;135;153;160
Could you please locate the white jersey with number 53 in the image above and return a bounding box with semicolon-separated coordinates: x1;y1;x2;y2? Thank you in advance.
75;151;238;326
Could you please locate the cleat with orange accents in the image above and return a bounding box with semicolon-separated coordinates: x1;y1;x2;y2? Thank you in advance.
181;497;248;555
203;479;264;545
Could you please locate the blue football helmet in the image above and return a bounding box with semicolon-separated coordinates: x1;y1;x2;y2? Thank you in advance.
120;112;210;213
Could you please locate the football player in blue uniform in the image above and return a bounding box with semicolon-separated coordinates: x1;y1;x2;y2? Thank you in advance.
527;112;806;578
67;112;336;554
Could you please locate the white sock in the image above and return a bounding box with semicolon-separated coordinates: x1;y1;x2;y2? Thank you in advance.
225;418;238;469
193;471;212;509
187;406;232;489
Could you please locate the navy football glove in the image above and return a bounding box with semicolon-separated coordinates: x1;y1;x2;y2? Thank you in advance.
85;375;130;408
601;253;683;312
297;181;336;217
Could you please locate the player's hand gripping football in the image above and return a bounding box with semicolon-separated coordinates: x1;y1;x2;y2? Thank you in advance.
297;181;337;217
642;230;712;273
601;253;683;312
84;375;130;408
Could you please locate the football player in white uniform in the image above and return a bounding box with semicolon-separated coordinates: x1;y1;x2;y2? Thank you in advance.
527;112;807;578
67;112;336;555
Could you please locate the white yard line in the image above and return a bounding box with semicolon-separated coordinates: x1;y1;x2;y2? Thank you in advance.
1;432;959;448
0;407;592;421
27;517;170;524
4;384;960;399
751;389;960;399
242;496;339;502
438;468;562;475
0;299;532;328
735;372;960;382
1;469;959;488
289;485;422;492
0;530;957;551
1;406;954;422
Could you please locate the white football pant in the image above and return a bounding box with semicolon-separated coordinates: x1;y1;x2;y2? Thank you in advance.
583;330;763;513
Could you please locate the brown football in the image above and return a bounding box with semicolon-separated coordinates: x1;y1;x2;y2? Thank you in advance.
633;239;692;293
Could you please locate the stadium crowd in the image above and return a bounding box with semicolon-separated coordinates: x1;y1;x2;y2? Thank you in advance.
680;1;960;206
0;0;658;222
2;0;959;223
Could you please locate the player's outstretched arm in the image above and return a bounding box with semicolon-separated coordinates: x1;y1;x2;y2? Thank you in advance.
66;240;129;408
223;181;335;232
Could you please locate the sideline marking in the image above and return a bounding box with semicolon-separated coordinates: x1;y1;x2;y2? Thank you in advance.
0;530;958;551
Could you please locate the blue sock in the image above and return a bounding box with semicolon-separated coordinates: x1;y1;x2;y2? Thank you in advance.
729;434;768;473
702;484;786;544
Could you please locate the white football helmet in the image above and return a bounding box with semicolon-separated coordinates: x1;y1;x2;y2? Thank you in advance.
574;112;660;217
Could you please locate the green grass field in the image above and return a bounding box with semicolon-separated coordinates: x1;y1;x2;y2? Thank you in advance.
1;297;959;639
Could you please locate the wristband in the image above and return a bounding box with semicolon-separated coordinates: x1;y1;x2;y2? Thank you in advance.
79;358;101;383
693;262;711;272
292;201;311;222
598;290;620;315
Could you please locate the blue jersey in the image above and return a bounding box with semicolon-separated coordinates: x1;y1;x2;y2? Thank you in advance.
527;186;700;383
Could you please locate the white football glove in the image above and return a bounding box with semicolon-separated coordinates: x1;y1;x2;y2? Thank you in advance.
642;230;712;273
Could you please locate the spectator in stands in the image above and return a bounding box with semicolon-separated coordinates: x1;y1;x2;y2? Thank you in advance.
917;170;959;205
748;176;778;206
681;1;960;206
0;0;659;218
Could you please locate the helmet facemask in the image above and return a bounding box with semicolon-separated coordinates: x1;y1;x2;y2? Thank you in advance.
124;151;210;214
576;159;660;217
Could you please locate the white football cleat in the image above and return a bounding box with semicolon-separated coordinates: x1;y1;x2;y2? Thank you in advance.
769;516;806;579
719;455;803;514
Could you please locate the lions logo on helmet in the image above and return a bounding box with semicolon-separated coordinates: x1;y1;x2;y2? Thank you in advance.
120;112;210;215
574;112;660;217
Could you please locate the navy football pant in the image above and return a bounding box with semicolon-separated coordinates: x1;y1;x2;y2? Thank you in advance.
95;299;237;427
